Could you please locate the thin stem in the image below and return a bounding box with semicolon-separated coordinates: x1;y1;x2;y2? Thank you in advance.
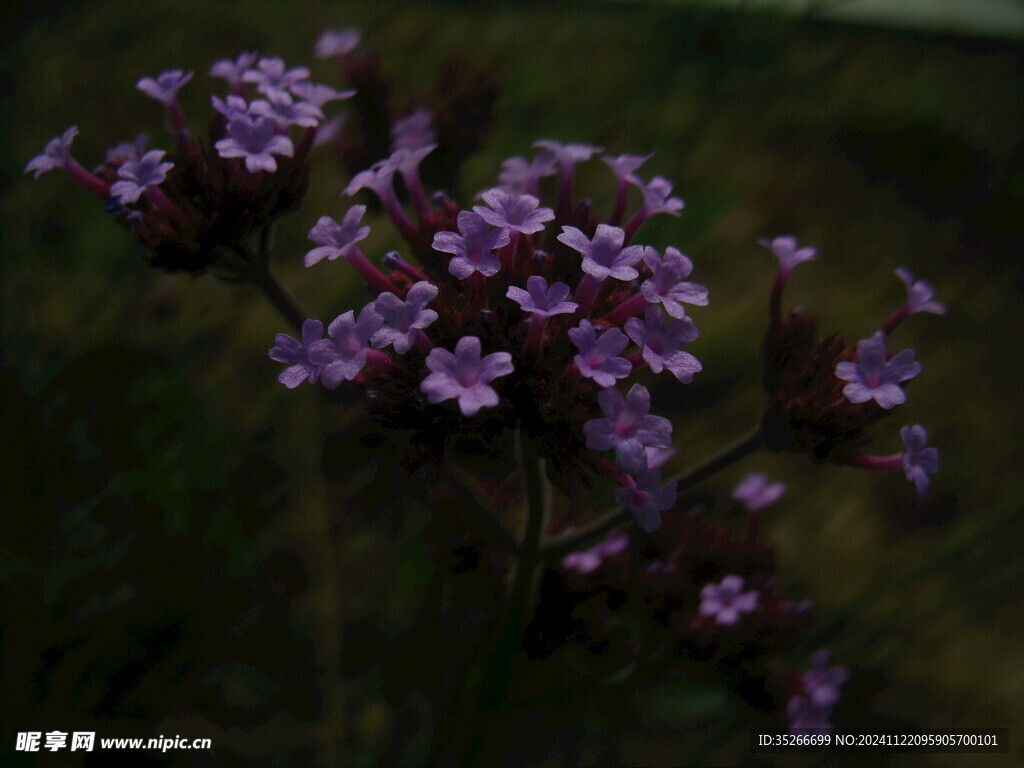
241;229;309;332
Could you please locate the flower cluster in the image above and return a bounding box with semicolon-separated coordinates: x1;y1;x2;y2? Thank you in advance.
271;142;705;528
759;238;943;496
26;46;357;274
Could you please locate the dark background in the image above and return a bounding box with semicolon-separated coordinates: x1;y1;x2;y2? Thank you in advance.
2;1;1023;765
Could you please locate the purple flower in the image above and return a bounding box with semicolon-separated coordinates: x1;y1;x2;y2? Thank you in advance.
635;176;685;216
25;126;78;178
104;133;149;165
533;139;602;169
557;224;644;281
615;469;677;532
835;333;921;410
562;533;629;575
802;650;849;709
760;235;816;275
345;154;402;198
895;267;946;316
212;94;256;121
242;57;310;97
624;306;701;383
506;276;578;318
209;52;258;89
372;281;439;354
787;696;834;735
214;115;294;173
420;336;514;416
641;246;709;318
268;319;324;388
732;472;786;512
569;320;631;388
698;574;759;625
602;153;653;185
289;81;355;108
251;91;323;129
498;152;556;194
308;305;384;388
136;70;193;104
900;424;939;497
304;206;371;267
109;150;174;205
432;211;510;280
583;384;672;475
473;189;555;235
390;108;436;152
315;28;361;58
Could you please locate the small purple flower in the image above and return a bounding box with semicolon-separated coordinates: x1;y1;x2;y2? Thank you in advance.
498;152;557;195
212;94;256;121
698;574;759;625
420;336;514;416
602;153;653;185
506;276;578;318
308;305;384;389
641;246;709;318
624;306;702;383
214;115;294;173
251;91;323;129
109;150;174;205
372;281;439;354
345;154;402;198
615;468;677;532
390;108;436;152
562;533;629;575
787;696;834;735
315;28;361;58
569;320;631;388
104;133;149;165
291;81;354;108
760;235;816;275
635;176;685;216
895;267;946;316
835;333;921;410
802;650;849;709
900;424;939;497
243;57;310;97
136;70;193;105
25;126;78;178
268;319;324;388
583;384;672;475
304;206;371;267
558;224;644;281
533;139;602;169
432;210;510;280
473;189;555;235
209;52;258;89
732;472;786;512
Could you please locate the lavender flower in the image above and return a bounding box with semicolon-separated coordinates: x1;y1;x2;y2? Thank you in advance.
640;246;709;317
24;126;78;178
243;57;310;97
635;176;684;217
568;320;631;387
473;189;555;235
558;224;644;281
209;52;258;89
760;235;816;276
214;115;294;173
308;305;385;388
533;139;602;169
420;336;514;416
698;574;759;625
624;306;701;383
802;650;848;709
732;472;786;512
212;94;255;121
602;153;653;185
506;276;578;318
268;319;324;388
583;384;672;475
835;333;921;410
104;133;149;165
315;28;361;58
289;81;355;108
432;211;510;279
498;152;556;195
615;468;677;532
251;91;323;130
136;70;193;104
895;267;946;316
901;424;939;497
391;108;436;152
110;150;174;204
372;282;439;354
562;533;629;575
345;154;402;198
304;206;371;267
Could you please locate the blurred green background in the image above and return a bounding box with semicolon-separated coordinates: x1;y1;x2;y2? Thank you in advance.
2;0;1023;765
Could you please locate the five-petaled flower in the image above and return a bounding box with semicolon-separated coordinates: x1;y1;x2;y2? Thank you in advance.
420;336;514;416
268;319;325;388
901;424;940;497
583;384;673;476
699;574;759;625
110;150;174;204
835;333;921;410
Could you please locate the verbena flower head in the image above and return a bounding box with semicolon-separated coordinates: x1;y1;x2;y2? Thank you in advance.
136;70;193;104
835;333;921;410
305;206;371;266
901;424;939;497
699;574;759;625
732;472;786;512
421;336;514;416
110;149;174;204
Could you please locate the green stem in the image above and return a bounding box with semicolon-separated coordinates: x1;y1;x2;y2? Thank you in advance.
248;260;307;333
